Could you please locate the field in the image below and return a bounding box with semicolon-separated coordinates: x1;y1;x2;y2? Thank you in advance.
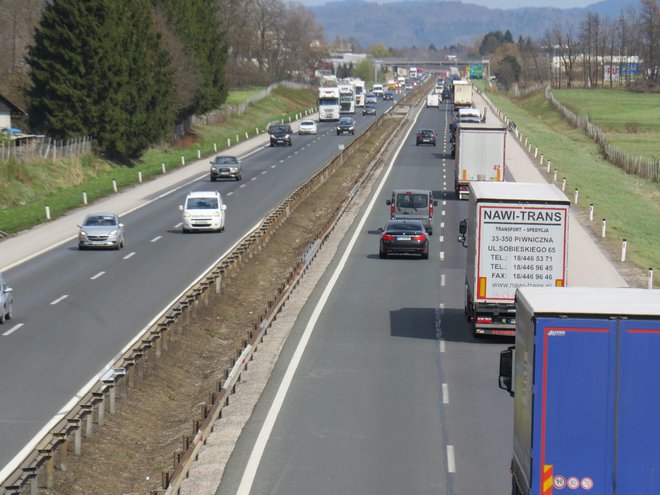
0;86;317;235
480;84;660;286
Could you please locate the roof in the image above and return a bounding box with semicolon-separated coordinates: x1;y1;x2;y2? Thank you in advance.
186;190;222;198
470;182;569;203
0;93;27;115
517;287;660;317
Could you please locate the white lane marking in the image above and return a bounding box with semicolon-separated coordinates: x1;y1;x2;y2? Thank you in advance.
442;383;449;404
2;323;23;337
90;271;105;280
251;177;257;181
440;251;445;261
123;252;136;260
150;235;162;243
442;210;446;216
261;171;267;175
227;192;234;196
240;184;246;188
439;339;446;353
439;235;444;243
271;165;276;169
50;295;68;305
443;201;447;206
236;102;427;495
441;222;445;229
441;274;446;286
447;445;456;473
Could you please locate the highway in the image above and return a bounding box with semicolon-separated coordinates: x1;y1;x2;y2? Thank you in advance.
215;99;515;494
0;99;396;476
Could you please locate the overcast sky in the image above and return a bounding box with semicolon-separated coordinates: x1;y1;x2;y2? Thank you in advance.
297;0;599;9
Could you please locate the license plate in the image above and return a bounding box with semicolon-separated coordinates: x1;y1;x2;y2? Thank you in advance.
398;236;412;240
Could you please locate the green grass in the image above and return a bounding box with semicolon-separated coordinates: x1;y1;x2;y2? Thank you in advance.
482;86;660;286
0;85;317;235
224;86;267;105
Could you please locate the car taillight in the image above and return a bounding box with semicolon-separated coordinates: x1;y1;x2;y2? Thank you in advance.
390;203;395;217
382;234;396;241
413;234;426;241
429;202;434;216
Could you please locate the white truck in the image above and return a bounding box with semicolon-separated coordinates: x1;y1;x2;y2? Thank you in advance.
453;123;506;199
337;83;355;114
452;79;472;108
353;79;365;107
457;182;570;337
318;86;341;121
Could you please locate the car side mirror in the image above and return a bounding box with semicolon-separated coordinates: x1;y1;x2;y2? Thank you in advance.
222;204;227;211
179;205;183;211
459;219;467;235
119;223;124;228
499;346;515;397
432;200;438;206
385;199;392;206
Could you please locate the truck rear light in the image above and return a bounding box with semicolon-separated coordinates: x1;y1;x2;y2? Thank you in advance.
477;317;493;324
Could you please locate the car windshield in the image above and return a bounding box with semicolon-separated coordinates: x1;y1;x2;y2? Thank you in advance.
340;119;352;124
186;198;219;209
271;125;288;133
387;222;423;232
84;215;117;227
301;121;314;126
419;130;434;136
212;157;237;165
396;193;429;209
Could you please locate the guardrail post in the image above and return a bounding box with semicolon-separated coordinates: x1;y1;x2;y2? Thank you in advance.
56;433;68;471
74;423;82;455
621;239;627;262
648;268;654;289
95;392;105;426
45;452;55;489
589;204;594;221
83;406;94;437
601;219;607;238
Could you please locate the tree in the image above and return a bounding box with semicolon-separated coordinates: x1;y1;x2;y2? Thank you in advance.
504;30;514;43
638;0;660;80
479;31;504;56
27;0;174;159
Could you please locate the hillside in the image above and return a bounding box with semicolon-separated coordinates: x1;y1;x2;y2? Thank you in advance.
309;0;638;48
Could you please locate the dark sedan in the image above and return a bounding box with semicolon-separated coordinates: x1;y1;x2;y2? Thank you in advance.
383;92;394;100
363;103;376;116
336;117;355;135
379;219;429;259
416;129;437;146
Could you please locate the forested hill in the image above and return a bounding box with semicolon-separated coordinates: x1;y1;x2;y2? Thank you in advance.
309;0;636;48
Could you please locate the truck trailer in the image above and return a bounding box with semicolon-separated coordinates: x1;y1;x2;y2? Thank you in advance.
452;79;472;108
453;123;506;199
499;286;660;495
457;182;570;336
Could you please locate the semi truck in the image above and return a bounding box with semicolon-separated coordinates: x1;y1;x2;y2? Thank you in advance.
452;79;472;108
453;123;506;199
499;286;660;495
457;182;570;336
317;86;341;121
337;83;355;114
353;79;366;107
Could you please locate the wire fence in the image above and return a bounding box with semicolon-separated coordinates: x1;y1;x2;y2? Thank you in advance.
545;85;659;181
0;136;92;162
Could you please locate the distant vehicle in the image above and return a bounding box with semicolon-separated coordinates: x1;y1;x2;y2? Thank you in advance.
426;93;440;108
209;155;241;181
383;91;394;100
416;129;437;146
365;93;378;104
78;212;125;250
0;273;14;324
452;79;473;108
379;219;429;259
371;84;384;96
336;117;355;135
318;86;341;121
386;189;437;235
298;120;318;135
180;191;226;233
363;103;377;116
269;123;293;146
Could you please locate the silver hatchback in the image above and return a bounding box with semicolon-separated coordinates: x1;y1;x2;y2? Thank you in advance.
78;212;125;250
0;273;13;324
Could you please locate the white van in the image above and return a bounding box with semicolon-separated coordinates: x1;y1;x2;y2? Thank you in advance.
180;191;226;233
371;84;384;96
426;93;440;108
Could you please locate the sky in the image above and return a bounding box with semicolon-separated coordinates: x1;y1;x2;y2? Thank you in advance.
297;0;599;9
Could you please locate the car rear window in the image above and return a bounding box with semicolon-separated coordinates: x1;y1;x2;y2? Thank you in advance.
396;193;429;208
388;222;422;231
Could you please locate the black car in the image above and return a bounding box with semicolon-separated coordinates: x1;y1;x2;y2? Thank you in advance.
379;219;429;259
383;92;394;100
336;117;355;135
363;103;376;116
416;129;437;146
269;124;293;146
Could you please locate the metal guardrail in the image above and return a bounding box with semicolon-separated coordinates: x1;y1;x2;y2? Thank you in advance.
0;83;428;495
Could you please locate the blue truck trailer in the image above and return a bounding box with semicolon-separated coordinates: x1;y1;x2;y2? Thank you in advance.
499;287;660;495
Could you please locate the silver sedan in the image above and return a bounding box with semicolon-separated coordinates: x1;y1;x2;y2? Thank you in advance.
78;212;125;250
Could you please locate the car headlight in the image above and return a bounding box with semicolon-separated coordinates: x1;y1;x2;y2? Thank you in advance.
79;231;87;238
212;211;221;217
183;212;192;218
285;134;290;139
108;230;118;236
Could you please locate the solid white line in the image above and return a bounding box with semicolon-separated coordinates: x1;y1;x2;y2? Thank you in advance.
50;295;68;305
442;383;449;404
236;103;427;495
447;445;456;473
123;252;136;260
439;339;446;353
150;235;162;243
90;271;105;280
2;323;23;337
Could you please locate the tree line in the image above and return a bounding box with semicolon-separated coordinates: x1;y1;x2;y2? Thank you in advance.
0;0;325;160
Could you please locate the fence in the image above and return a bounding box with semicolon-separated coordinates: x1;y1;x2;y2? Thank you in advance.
0;136;92;162
544;85;659;181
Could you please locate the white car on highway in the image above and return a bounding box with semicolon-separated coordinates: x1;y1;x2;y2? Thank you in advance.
298;120;318;135
180;191;226;233
0;273;14;324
